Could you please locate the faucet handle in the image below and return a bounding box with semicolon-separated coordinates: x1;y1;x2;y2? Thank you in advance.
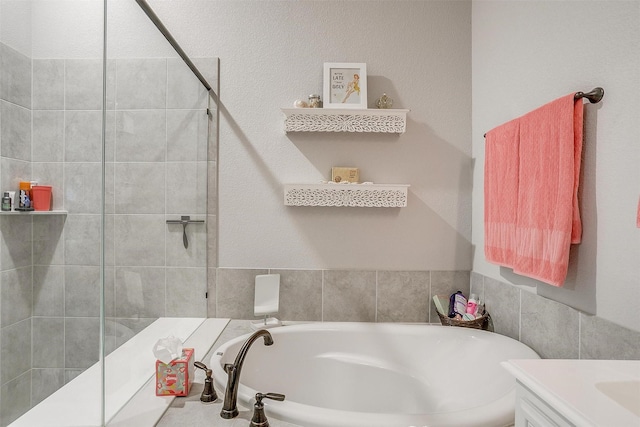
193;361;218;403
257;392;285;402
250;392;286;427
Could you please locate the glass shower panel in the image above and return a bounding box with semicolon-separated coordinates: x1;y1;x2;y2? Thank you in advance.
103;0;211;421
0;0;105;425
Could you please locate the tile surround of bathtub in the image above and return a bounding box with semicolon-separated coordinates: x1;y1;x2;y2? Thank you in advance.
214;268;470;324
472;272;640;361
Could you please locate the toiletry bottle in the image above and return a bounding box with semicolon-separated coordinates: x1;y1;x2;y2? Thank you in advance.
18;181;33;210
466;293;478;316
1;192;11;211
448;291;467;319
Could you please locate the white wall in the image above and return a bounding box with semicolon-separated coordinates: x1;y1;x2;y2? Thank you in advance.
147;0;473;270
0;0;32;55
472;1;640;332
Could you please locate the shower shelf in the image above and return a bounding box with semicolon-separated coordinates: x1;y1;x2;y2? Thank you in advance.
0;210;67;215
281;108;409;133
284;183;409;207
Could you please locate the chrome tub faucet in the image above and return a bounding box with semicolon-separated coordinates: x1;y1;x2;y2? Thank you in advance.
220;329;274;419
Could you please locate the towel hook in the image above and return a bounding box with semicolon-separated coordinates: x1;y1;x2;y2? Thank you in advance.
166;216;205;249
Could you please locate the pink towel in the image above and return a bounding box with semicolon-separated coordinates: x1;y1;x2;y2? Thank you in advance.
484;93;583;287
484;118;520;268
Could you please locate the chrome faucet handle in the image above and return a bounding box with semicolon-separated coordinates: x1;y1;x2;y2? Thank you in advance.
194;361;218;403
250;392;286;427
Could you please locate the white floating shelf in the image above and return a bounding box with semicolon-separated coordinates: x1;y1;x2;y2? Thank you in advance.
0;210;67;216
284;183;409;207
281;108;409;133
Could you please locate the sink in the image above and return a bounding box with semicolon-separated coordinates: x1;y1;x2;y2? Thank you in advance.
595;380;640;417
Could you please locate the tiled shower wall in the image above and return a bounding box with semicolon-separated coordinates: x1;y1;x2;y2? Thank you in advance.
0;45;216;425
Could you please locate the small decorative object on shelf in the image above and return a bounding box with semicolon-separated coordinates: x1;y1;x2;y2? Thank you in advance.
284;183;409;208
323;62;367;109
293;99;308;108
308;94;322;108
375;93;393;109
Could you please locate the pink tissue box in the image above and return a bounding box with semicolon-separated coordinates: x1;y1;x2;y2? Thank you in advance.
155;348;195;396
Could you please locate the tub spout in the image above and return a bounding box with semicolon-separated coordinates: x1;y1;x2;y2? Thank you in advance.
220;329;274;419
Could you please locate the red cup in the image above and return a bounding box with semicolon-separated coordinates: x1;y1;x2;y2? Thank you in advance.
31;186;52;211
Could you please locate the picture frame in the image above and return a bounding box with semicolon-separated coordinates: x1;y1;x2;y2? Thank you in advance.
323;62;367;109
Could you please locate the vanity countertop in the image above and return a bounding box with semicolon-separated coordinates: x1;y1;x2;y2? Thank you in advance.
503;359;640;427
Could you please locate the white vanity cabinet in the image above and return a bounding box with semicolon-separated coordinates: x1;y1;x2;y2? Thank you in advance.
503;359;640;427
514;381;574;427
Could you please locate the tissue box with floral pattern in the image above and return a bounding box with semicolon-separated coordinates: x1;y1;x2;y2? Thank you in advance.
155;347;195;396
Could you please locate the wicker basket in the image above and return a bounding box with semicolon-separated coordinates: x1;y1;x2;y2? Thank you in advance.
437;311;491;331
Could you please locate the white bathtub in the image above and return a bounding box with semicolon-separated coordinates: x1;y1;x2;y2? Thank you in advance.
211;322;539;427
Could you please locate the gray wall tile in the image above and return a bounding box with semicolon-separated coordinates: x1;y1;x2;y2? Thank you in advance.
31;368;65;406
323;270;376;322
0;318;31;383
0;215;32;270
207;267;217;318
114;215;165;266
65;59;103;110
165;268;207;317
33;216;64;266
33;266;64;317
377;270;430;323
521;291;579;359
0;100;31;161
32;317;64;368
65;266;100;317
580;314;640;360
165;162;207;215
65;110;103;162
484;276;520;340
32;59;64;110
167;109;209;161
271;269;322;321
114;163;166;214
32;110;64;162
115;110;166;162
115;267;166;318
167;59;208;110
116;59;167;110
0;267;32;327
0;43;31;108
64;163;102;214
216;268;268;319
64;317;99;369
0;370;31;427
64;214;101;266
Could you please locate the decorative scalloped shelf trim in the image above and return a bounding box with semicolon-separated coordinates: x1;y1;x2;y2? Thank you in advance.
281;108;409;133
284;184;409;207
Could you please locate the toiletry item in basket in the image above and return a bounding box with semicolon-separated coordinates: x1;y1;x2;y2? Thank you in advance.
448;291;467;319
475;298;485;318
432;295;448;316
466;294;478;316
